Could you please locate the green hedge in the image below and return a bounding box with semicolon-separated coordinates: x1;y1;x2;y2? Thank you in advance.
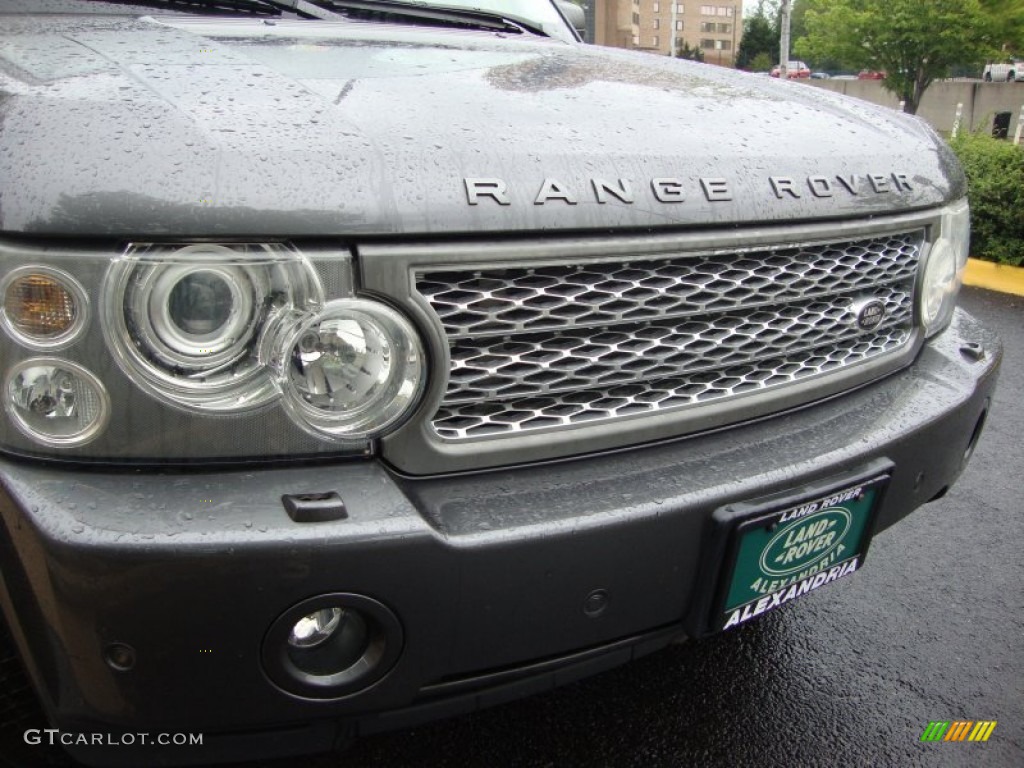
949;131;1024;266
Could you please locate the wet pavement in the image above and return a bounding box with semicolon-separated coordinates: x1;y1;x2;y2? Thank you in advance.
2;287;1021;767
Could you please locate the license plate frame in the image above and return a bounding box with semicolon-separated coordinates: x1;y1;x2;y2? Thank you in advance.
692;460;892;636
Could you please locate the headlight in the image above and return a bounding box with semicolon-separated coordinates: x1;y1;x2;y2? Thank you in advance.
919;199;969;337
275;300;425;439
5;359;110;447
102;243;322;412
0;240;427;462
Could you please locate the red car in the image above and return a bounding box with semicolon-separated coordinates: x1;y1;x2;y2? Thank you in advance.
858;69;886;80
770;60;811;78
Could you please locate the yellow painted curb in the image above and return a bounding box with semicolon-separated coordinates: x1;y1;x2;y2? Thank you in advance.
963;258;1024;297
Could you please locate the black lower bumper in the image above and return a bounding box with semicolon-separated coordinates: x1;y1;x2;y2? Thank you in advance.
0;309;1001;766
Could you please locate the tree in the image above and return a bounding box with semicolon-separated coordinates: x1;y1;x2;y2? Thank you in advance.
735;1;778;69
788;0;848;73
750;52;774;72
795;0;999;114
980;0;1024;52
676;40;706;62
789;0;809;43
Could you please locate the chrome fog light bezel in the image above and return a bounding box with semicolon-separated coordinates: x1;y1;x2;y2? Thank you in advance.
262;593;404;700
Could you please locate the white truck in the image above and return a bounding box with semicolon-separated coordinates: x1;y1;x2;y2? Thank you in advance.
983;61;1024;82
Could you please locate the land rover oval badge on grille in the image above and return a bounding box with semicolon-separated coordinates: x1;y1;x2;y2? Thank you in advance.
852;298;886;331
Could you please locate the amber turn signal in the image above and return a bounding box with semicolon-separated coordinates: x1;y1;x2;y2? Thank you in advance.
2;269;81;343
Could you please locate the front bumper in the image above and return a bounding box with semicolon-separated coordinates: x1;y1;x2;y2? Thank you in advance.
0;308;1000;766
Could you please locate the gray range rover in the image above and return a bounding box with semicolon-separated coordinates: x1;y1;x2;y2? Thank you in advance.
0;0;1001;765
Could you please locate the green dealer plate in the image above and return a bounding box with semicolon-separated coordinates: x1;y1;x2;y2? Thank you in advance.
714;472;889;632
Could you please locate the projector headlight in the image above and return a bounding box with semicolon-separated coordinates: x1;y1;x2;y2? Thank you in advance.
102;243;322;413
919;199;970;337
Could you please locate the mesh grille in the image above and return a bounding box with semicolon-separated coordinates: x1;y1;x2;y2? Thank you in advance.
418;232;922;440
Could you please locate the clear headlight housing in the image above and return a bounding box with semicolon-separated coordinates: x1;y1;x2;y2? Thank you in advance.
919;199;970;337
102;244;322;413
0;241;426;462
274;300;424;439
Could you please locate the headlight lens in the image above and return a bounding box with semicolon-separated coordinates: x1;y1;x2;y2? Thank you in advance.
163;267;248;350
920;199;970;337
5;359;110;447
278;300;425;438
920;240;957;327
103;244;322;413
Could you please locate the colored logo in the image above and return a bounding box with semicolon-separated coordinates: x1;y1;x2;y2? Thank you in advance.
920;720;997;742
759;508;851;577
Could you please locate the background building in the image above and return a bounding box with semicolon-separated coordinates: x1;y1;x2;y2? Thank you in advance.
590;0;743;66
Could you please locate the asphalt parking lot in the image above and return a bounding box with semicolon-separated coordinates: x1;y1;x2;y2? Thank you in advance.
1;287;1021;768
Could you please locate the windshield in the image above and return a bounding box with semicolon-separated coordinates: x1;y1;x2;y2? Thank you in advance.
417;0;568;34
0;0;576;41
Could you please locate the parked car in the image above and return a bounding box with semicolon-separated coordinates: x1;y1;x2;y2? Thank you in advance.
0;0;1000;766
770;60;811;78
983;61;1024;82
858;69;887;80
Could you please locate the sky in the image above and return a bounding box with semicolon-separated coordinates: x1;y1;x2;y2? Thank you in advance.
742;0;774;16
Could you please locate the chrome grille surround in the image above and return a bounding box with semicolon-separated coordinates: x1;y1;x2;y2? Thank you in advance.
418;232;922;440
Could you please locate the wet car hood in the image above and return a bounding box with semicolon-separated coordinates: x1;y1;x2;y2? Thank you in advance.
0;14;964;237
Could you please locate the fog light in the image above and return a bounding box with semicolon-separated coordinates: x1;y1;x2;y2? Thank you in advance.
286;607;370;677
289;607;344;649
1;267;87;348
5;359;110;447
262;593;403;699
